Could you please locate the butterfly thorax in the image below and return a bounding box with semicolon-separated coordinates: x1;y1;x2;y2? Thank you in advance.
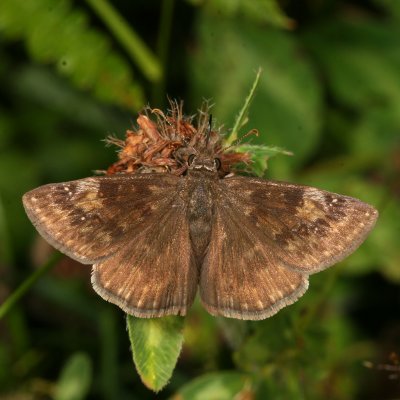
186;156;219;266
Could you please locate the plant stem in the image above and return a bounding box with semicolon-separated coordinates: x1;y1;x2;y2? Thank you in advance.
85;0;162;82
0;253;61;319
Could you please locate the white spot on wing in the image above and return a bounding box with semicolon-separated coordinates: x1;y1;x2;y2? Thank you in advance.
305;187;325;201
76;180;99;194
243;207;252;216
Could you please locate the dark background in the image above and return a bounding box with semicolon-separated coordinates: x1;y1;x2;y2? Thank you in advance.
0;0;399;399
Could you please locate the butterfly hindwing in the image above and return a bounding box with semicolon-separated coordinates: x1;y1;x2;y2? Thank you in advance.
199;200;308;320
92;202;198;317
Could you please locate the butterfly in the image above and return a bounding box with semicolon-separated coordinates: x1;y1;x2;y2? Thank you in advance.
22;106;378;320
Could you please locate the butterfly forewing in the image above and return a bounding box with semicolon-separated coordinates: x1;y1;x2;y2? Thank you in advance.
22;174;181;264
220;177;378;272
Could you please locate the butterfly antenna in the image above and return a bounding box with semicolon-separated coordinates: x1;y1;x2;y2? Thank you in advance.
223;128;259;152
205;114;212;146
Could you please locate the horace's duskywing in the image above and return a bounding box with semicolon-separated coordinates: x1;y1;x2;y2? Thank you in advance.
23;103;378;320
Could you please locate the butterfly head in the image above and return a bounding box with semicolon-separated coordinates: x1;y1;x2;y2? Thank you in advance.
187;153;221;175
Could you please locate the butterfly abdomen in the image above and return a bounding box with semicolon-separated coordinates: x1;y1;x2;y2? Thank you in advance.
186;177;215;265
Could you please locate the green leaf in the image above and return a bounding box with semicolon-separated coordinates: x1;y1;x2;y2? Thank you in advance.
127;315;185;392
54;352;93;400
171;371;249;400
0;0;144;109
234;143;292;176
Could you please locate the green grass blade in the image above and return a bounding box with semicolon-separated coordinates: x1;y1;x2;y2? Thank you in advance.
225;67;263;146
0;253;61;319
85;0;162;82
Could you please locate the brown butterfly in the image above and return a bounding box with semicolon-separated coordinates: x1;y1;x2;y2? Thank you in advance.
22;107;378;320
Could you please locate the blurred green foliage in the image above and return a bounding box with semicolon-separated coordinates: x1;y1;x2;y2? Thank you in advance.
0;0;399;399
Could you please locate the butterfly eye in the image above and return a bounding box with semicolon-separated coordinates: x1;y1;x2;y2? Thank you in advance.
214;158;222;170
188;154;196;165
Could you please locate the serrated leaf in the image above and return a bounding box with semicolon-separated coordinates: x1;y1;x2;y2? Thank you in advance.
127;315;184;392
234;144;292;176
54;352;92;400
171;371;249;400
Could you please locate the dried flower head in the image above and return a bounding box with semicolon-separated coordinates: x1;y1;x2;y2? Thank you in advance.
105;100;251;177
